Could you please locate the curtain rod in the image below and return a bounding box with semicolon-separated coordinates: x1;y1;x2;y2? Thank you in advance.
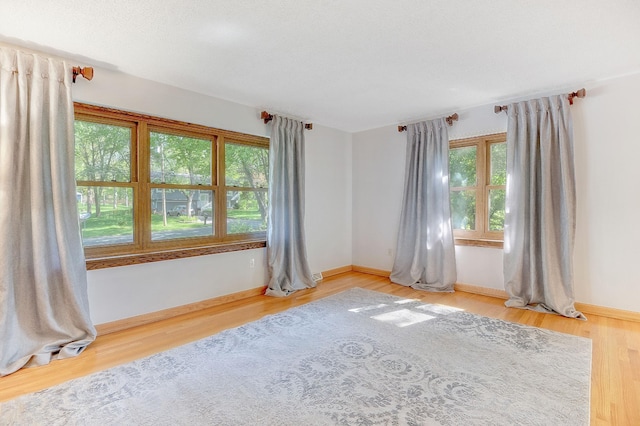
397;113;459;132
260;111;313;130
494;88;586;113
72;66;94;83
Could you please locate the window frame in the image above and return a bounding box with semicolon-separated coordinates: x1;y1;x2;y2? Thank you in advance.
74;103;269;268
449;133;506;248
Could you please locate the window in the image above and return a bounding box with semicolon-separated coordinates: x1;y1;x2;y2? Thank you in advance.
74;103;269;266
449;133;506;246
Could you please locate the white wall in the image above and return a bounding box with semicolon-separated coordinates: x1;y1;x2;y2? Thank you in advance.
88;249;267;324
352;125;405;270
305;125;353;273
571;73;640;311
73;68;353;324
352;73;640;312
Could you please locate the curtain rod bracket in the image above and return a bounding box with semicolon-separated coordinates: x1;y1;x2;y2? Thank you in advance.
260;110;313;130
72;66;93;83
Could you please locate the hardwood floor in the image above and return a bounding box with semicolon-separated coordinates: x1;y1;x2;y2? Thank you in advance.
1;272;638;425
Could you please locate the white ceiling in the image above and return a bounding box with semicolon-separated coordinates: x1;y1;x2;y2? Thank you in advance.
1;0;640;132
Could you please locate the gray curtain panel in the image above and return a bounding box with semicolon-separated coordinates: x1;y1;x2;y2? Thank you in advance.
265;115;315;297
0;48;96;376
390;119;457;291
503;95;584;319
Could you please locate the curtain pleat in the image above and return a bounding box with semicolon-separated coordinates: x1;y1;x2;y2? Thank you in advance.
503;95;584;319
265;115;315;297
0;47;96;376
390;119;457;291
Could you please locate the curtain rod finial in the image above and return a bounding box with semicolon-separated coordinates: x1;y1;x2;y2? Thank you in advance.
568;88;586;105
398;125;407;132
446;113;459;126
72;66;93;83
260;111;273;124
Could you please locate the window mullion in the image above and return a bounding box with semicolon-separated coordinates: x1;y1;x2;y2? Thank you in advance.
137;121;150;249
216;136;226;239
478;139;489;237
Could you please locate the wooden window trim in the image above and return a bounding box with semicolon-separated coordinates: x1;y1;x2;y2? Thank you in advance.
450;133;506;247
74;103;269;267
454;238;503;249
85;240;267;270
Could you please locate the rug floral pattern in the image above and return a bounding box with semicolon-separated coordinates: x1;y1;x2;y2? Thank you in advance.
0;288;591;425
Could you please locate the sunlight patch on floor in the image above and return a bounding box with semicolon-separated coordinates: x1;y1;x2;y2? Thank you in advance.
348;298;465;328
348;303;388;313
370;309;436;327
416;304;465;315
394;298;418;305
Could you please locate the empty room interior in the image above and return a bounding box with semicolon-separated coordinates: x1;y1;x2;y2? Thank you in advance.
0;1;639;425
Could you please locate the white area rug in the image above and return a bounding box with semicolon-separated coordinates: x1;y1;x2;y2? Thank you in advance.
0;288;591;425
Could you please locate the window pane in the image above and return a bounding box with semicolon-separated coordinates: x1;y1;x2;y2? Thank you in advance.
75;121;131;182
450;190;476;230
225;143;268;188
488;189;506;231
227;190;268;234
77;186;133;247
449;146;477;187
490;142;507;185
150;132;211;185
151;190;214;241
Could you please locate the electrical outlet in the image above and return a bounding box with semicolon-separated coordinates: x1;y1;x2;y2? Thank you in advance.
387;248;393;256
249;258;255;268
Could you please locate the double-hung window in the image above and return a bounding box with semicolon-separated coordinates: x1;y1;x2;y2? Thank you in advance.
74;103;269;266
448;133;506;247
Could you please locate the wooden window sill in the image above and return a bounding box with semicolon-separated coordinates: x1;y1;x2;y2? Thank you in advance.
85;240;267;270
454;238;503;249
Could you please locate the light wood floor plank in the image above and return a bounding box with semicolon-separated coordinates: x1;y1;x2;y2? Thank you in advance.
1;272;638;425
